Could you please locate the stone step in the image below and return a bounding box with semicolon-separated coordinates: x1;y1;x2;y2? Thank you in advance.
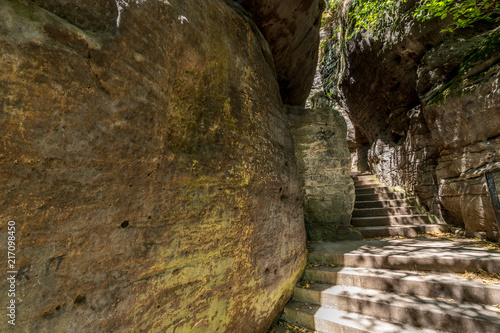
293;284;500;333
354;183;385;189
357;224;448;238
351;174;377;182
353;179;381;186
355;186;405;195
352;206;426;217
302;266;500;305
307;239;500;273
356;192;410;201
283;300;440;333
354;199;417;209
351;214;441;227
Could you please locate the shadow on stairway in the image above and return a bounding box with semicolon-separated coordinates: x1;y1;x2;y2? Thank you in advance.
270;173;500;333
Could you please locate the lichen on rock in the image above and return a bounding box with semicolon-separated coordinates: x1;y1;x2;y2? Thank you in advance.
286;105;360;242
0;0;321;331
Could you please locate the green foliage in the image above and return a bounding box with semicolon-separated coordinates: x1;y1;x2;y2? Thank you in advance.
319;0;500;104
414;0;500;32
323;0;500;39
321;0;343;27
325;0;342;11
349;0;400;36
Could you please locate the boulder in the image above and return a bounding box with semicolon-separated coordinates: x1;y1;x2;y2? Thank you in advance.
0;0;309;331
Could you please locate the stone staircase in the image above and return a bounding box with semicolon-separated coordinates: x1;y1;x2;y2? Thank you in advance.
351;174;448;238
280;174;500;332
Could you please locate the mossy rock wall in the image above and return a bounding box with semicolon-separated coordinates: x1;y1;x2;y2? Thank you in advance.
0;0;307;331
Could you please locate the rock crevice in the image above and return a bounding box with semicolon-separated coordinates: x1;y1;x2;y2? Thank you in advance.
237;0;325;106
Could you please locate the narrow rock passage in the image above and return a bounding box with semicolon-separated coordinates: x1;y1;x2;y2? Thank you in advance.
351;173;448;238
275;174;500;333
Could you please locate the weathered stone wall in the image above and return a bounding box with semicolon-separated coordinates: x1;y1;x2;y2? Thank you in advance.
367;106;442;218
285;106;359;242
308;65;369;174
320;0;500;241
421;29;500;238
0;0;317;331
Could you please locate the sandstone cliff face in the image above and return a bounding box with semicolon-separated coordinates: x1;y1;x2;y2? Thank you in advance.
321;0;500;240
286;105;359;242
0;0;320;331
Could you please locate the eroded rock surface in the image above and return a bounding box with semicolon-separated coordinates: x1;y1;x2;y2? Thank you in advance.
32;0;118;32
237;0;325;106
286;105;358;241
308;64;370;173
0;0;312;331
320;0;500;240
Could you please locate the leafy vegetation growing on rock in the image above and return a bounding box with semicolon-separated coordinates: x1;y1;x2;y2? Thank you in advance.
324;0;500;39
415;0;500;32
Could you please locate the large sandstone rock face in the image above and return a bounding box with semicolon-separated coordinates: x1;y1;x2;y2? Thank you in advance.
320;0;500;240
422;29;500;239
0;0;311;331
286;105;358;241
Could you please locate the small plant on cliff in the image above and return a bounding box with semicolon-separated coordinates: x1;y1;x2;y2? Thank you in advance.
322;0;345;28
326;0;341;10
348;0;401;36
414;0;500;32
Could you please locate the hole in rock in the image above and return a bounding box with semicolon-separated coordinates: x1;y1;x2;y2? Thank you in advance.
74;295;86;304
390;131;405;144
121;220;129;228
